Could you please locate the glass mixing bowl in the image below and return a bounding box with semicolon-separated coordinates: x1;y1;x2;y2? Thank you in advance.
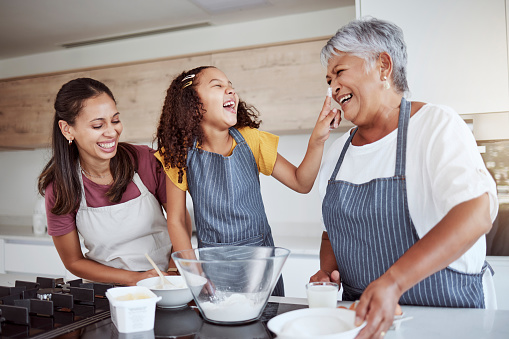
172;246;290;324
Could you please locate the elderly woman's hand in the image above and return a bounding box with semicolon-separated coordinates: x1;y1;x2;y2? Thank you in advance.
354;274;402;339
309;269;341;285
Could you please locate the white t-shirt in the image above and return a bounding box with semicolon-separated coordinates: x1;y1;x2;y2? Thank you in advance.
318;103;498;275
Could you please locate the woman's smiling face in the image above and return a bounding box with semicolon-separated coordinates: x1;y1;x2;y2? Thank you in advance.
68;92;123;163
195;67;239;130
326;52;381;126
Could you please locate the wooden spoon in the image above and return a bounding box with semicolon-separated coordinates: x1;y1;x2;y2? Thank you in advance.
144;253;174;288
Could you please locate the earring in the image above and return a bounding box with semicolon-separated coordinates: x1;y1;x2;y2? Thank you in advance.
68;139;73;145
383;76;391;90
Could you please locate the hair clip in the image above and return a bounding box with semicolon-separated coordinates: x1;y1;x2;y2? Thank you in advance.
182;74;195;82
182;74;195;88
182;74;195;89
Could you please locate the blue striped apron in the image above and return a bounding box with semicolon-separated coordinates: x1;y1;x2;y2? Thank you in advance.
187;127;284;296
322;97;488;308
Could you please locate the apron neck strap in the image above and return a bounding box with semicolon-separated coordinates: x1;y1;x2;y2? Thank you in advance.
77;160;143;208
192;127;245;149
395;97;410;176
329;128;356;181
328;96;411;181
228;127;245;143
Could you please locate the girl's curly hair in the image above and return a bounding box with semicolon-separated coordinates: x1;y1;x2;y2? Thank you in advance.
156;66;261;183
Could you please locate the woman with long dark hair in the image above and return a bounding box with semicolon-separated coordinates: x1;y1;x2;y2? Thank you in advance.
38;78;191;285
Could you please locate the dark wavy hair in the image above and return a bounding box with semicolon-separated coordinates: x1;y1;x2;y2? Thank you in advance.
38;78;138;215
156;66;261;183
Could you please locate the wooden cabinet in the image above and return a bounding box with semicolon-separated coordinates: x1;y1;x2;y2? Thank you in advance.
358;0;509;114
0;39;349;149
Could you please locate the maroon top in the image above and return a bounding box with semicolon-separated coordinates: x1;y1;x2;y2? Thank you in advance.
46;145;167;236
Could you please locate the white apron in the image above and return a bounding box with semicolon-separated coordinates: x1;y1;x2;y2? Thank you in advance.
76;170;171;271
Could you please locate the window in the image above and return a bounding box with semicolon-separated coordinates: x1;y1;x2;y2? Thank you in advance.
478;140;509;256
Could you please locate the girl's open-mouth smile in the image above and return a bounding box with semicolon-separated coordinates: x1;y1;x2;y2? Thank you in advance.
223;100;236;114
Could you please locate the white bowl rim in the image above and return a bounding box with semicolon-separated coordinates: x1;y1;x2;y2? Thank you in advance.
267;307;366;338
136;276;189;291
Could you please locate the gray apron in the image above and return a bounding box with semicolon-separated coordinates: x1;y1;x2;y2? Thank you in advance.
322;97;489;307
187;127;284;296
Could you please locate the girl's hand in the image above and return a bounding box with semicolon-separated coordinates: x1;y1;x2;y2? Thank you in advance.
271;88;340;193
310;88;341;145
354;275;402;339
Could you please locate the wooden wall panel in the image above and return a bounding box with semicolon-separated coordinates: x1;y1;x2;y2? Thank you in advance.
0;72;90;149
0;38;350;149
89;55;212;145
213;40;331;134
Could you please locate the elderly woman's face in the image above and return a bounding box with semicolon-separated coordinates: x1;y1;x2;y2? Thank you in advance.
326;52;380;125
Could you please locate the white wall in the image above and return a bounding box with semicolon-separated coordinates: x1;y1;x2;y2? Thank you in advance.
261;133;339;234
0;148;52;219
0;132;342;226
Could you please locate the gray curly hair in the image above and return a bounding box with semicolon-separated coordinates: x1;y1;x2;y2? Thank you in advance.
321;17;409;94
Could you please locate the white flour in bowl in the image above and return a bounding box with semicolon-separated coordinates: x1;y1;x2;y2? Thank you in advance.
199;293;263;322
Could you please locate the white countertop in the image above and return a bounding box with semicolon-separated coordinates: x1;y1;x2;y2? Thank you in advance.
1;273;508;338
0;224;53;243
0;272;42;286
269;296;509;339
0;224;321;255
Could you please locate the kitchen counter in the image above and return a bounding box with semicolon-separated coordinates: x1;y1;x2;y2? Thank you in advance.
176;297;509;339
0;225;52;243
271;297;509;339
49;297;509;338
5;295;504;339
1;271;508;338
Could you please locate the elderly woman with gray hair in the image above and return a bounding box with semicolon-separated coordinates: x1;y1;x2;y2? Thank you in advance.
310;17;498;338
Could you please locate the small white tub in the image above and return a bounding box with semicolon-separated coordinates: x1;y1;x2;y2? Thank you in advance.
106;286;162;333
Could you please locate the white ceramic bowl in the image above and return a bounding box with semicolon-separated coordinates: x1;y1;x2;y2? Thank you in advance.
136;276;193;308
267;308;366;339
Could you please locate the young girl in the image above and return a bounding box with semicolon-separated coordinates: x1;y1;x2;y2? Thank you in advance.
155;66;339;296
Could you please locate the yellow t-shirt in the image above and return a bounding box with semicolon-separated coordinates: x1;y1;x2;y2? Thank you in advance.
155;127;279;191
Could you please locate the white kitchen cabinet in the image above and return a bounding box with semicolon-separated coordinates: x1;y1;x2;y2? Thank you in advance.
3;239;66;277
0;239;5;273
281;253;320;298
487;256;509;310
357;0;509;114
